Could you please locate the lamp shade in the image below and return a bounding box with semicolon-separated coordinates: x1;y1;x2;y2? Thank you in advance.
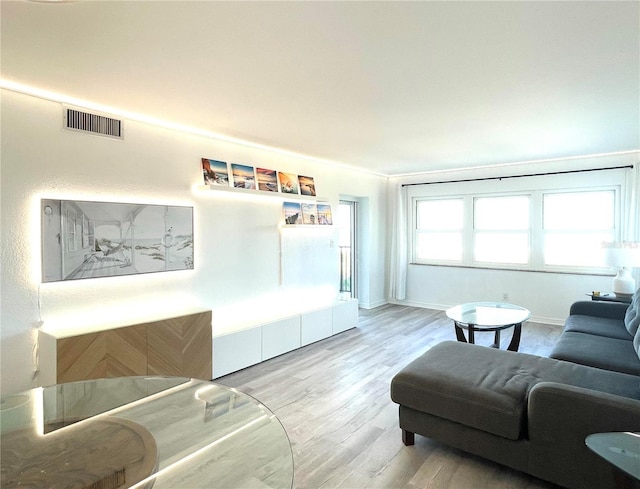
603;242;640;296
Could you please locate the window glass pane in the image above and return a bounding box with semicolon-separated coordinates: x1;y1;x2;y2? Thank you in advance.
417;199;463;230
474;196;529;230
544;191;614;230
474;232;529;264
544;232;613;266
417;232;462;261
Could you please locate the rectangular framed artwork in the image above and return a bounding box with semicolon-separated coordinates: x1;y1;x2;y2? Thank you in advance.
316;204;333;225
256;168;278;192
301;203;318;224
202;158;230;186
298;175;316;196
283;202;302;225
231;164;256;189
41;199;194;282
278;172;300;194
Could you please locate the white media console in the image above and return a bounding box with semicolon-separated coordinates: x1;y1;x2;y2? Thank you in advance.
213;298;358;377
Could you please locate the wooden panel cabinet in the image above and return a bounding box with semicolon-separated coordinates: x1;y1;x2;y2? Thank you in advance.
41;310;212;385
57;325;147;382
147;311;212;380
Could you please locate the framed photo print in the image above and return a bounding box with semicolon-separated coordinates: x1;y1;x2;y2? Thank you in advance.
302;203;318;225
201;158;229;186
278;172;300;194
298;175;316;196
316;204;333;225
231;164;257;190
256;168;278;192
283;201;302;225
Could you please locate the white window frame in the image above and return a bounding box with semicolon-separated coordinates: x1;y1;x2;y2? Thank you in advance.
472;193;532;268
539;188;618;274
414;197;465;265
410;177;623;275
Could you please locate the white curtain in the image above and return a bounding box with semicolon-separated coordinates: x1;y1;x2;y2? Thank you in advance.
623;163;640;287
624;163;640;241
389;184;408;300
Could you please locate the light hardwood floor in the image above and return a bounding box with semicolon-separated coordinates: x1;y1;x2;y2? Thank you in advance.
218;304;564;489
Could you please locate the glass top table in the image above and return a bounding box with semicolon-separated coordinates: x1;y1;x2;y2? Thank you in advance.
1;376;293;489
445;301;531;351
585;432;640;484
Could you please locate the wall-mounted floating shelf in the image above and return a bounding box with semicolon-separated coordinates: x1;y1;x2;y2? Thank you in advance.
195;184;328;203
279;224;334;229
196;184;333;226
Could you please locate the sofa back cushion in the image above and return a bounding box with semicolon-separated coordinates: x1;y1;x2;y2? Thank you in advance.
624;288;640;336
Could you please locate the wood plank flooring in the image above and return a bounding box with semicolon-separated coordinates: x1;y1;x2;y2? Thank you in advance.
218;304;564;489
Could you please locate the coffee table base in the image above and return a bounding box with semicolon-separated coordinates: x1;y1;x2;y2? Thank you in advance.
454;322;522;352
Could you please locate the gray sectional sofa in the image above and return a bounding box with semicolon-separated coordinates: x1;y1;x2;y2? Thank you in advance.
391;290;640;489
549;299;640;375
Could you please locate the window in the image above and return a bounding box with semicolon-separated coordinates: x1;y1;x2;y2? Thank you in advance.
415;199;463;262
543;190;615;268
409;173;622;274
339;201;357;298
474;196;530;265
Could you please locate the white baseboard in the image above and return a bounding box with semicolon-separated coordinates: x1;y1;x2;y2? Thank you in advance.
358;299;388;310
529;316;564;326
388;298;449;311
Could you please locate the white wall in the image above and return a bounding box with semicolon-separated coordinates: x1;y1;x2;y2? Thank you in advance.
401;266;616;324
388;152;640;324
0;89;388;395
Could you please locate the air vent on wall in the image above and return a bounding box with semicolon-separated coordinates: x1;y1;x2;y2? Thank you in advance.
64;107;123;139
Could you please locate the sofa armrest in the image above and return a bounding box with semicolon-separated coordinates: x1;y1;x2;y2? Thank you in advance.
528;382;640;489
528;381;640;440
569;300;629;320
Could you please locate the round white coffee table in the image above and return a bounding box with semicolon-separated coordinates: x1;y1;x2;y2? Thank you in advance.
446;301;531;351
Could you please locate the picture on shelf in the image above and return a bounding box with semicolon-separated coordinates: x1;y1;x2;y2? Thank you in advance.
256;168;278;192
231;164;256;189
283;201;302;225
301;203;318;225
316;204;333;225
41;199;194;283
201;158;229;186
278;172;300;194
298;175;316;196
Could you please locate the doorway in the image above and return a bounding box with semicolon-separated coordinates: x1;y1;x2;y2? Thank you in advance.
338;201;357;299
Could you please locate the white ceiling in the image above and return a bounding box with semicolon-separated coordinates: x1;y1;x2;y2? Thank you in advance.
2;1;638;176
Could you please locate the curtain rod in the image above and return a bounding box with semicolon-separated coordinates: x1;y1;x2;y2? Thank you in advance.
401;164;634;187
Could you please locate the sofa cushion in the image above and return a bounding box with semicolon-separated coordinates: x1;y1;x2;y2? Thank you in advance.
625;292;640;336
569;300;629;320
391;341;640;442
565;314;632;340
627;309;640;336
550;331;640;375
635;326;640;360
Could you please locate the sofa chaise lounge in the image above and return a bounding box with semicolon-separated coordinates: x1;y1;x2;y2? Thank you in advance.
390;290;640;489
